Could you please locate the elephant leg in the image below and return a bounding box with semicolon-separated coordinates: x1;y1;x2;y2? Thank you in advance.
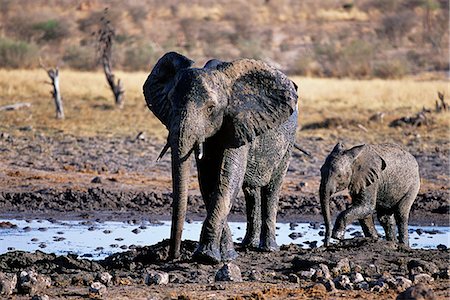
259;151;290;252
241;185;261;248
378;212;397;242
359;214;379;239
394;187;418;247
194;147;247;264
332;189;377;241
220;221;238;261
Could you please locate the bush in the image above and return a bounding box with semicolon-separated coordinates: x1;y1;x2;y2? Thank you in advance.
123;43;158;71
373;60;408;79
32;19;70;42
0;37;38;68
63;45;96;70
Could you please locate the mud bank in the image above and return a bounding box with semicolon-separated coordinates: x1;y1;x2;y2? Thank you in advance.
0;239;449;299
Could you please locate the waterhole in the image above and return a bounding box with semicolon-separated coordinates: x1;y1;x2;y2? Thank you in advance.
1;219;448;259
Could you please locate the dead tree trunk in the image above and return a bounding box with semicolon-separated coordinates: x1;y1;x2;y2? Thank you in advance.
97;9;124;108
40;60;64;119
102;54;124;108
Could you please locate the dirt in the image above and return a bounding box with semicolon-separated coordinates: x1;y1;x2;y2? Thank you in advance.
0;132;449;299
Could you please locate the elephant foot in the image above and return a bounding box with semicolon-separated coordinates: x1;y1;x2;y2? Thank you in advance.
241;236;259;249
258;238;279;252
331;229;345;241
221;248;239;261
193;243;221;265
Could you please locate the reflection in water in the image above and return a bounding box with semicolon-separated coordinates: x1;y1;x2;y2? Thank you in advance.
0;219;448;260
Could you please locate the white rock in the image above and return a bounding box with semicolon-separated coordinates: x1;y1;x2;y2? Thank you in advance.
89;282;107;295
0;272;17;295
215;263;243;282
145;271;169;285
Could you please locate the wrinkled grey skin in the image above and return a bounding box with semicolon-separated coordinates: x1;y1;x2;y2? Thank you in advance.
143;52;298;264
319;143;420;247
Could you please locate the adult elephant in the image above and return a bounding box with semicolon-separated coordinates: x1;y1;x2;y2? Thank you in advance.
143;52;298;264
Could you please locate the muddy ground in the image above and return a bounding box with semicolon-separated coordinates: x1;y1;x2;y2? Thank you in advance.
0;132;449;299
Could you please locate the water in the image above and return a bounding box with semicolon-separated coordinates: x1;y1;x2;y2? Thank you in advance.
0;219;448;260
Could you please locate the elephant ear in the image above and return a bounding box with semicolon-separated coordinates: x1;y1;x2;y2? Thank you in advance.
347;145;387;194
143;52;194;128
217;59;298;147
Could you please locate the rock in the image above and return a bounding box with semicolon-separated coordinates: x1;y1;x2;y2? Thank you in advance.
145;271;169;285
436;244;447;251
97;272;113;286
215;263;243;282
288;232;303;240
412;274;434;285
91;176;102;184
132;228;141;234
288;273;300;283
332;258;351;276
394;276;413;292
289;222;299;230
351;272;365;284
89;282;107;296
397;283;436;300
18;270;51;295
365;264;380;277
408;260;439;276
0;272;17;295
248;269;262;281
355;281;370;290
334;274;353;290
370;281;389;292
299;268;316;279
0;221;17;229
322;279;336;292
31;295;50;300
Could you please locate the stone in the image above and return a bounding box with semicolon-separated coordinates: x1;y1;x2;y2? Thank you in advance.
0;272;17;295
408;260;439;276
395;276;413;292
145;271;169;285
31;295;50;300
412;274;434;285
355;281;370;290
299;268;316;279
351;272;365;284
18;270;51;295
248;269;262;281
396;283;436;300
97;272;113;286
215;263;243;283
370;281;389;292
365;264;380;277
288;273;300;283
334;274;353;290
322;279;336;292
89;282;107;296
332;258;351;276
91;176;102;184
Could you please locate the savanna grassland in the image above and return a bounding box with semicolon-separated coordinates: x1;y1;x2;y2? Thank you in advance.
1;69;448;141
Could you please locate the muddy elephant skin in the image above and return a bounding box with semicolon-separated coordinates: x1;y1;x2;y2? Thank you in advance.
143;52;298;263
319;143;420;247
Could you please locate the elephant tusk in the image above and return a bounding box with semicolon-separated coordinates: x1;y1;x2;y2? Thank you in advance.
294;143;312;157
156;142;170;162
196;143;204;160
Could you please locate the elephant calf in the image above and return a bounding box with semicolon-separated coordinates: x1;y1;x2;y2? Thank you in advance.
319;143;420;246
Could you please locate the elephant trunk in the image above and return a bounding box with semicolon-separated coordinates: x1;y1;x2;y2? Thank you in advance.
169;124;196;259
319;178;334;247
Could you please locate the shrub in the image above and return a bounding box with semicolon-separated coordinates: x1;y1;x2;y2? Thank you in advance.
0;37;38;68
63;45;96;70
123;43;158;71
32;19;70;42
373;60;408;79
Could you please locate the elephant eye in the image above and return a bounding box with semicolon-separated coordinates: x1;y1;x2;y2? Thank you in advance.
206;104;215;114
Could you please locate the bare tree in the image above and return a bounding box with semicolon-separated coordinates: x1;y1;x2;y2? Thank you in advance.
40;58;64;119
97;8;124;108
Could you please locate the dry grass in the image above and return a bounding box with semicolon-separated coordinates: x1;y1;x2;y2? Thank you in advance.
0;69;448;144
